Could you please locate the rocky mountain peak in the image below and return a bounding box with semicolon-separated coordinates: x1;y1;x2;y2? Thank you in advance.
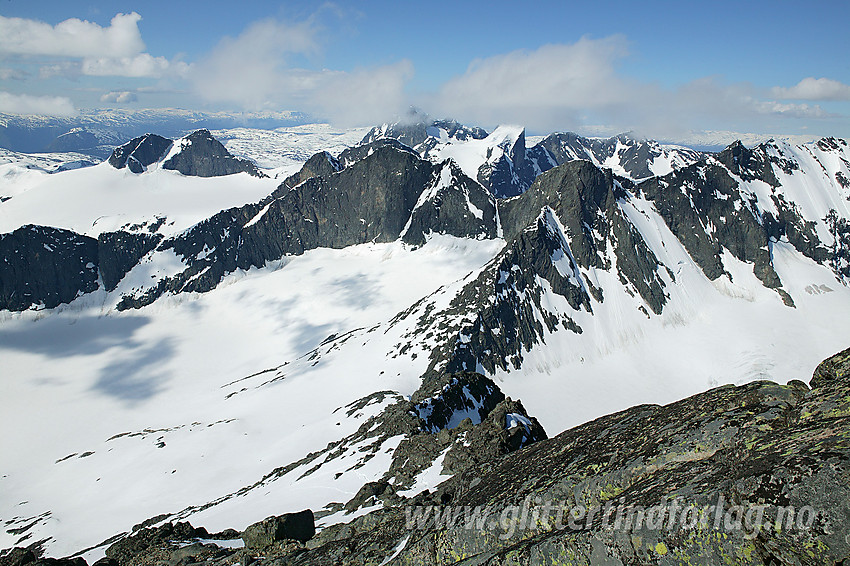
107;129;265;178
360;115;488;151
107;133;173;173
715;139;779;186
162;129;265;178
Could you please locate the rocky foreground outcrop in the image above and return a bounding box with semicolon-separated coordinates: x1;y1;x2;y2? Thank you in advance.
3;348;848;566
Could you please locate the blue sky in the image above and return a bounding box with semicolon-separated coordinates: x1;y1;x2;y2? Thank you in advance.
1;0;849;140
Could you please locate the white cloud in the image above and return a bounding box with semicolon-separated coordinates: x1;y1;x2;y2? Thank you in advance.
0;13;186;79
190;18;320;110
100;91;138;103
310;61;414;126
423;39;841;139
190;17;411;125
0;91;77;116
752;100;829;118
82;54;189;78
771;77;850;101
0;13;144;58
38;61;81;79
431;37;634;130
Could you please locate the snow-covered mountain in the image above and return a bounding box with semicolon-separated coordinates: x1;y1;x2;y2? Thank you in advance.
362;116;705;198
1;125;849;562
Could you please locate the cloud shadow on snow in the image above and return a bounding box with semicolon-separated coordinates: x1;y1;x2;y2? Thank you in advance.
90;337;174;405
0;314;175;405
0;314;152;358
327;274;378;310
291;321;337;357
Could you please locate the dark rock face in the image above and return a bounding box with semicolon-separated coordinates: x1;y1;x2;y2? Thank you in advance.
826;208;850;279
411;372;506;432
640;163;780;286
715;140;780;187
97;232;163;291
117;145;435;308
108;134;173;173
433;209;593;379
241;510;315;549
0;225;99;311
401;161;498;246
278;151;341;191
635;144;847;301
161;130;263;178
501;161;666;303
476;129;540;199
408;161;666;381
0;223;175;311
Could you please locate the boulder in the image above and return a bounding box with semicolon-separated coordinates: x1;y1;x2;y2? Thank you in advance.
241;510;315;549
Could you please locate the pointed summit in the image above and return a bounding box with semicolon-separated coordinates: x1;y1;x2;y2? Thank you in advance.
162;129;265;178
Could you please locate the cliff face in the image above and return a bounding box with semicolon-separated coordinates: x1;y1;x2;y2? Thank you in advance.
0;225;99;311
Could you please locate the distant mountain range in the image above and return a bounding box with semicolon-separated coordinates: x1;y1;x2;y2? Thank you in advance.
0;109;308;157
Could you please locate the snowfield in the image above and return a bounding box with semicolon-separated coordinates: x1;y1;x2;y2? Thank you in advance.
213;124;370;171
0;235;504;559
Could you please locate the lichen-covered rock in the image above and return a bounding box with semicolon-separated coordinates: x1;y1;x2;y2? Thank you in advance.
259;347;850;565
0;547;37;566
104;522;210;566
810;345;850;389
